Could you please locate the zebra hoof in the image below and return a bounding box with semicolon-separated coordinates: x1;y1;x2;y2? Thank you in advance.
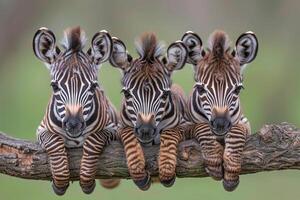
160;176;176;187
81;180;96;194
133;172;151;191
222;179;240;192
52;182;69;196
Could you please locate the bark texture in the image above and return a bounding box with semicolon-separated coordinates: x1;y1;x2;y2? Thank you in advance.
0;122;299;181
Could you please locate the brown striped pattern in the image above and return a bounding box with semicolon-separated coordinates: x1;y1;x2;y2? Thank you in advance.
38;131;70;192
111;33;189;189
118;127;147;181
158;127;184;183
223;124;247;183
181;30;257;191
191;123;223;180
34;27;119;195
191;123;247;186
80;129;112;191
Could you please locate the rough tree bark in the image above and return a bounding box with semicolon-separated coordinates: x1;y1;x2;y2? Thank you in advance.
0;122;299;181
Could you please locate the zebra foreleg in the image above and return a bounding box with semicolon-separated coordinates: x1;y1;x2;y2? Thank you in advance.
80;129;111;194
193;123;224;181
158;127;184;187
38;131;70;196
223;124;247;192
118;126;151;191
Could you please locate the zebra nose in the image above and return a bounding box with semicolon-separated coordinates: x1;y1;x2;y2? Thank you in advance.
135;113;157;144
135;124;157;144
64;116;84;135
210;117;232;136
66;117;81;129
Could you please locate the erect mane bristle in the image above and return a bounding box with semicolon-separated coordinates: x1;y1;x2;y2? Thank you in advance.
208;30;230;59
61;26;86;51
135;32;164;62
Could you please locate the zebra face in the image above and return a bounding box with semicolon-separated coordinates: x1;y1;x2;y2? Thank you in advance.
49;58;99;137
193;60;243;135
182;31;258;136
33;27;112;137
110;33;187;144
121;63;171;144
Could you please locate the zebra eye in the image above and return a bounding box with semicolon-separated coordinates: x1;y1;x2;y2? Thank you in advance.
121;89;132;98
50;82;60;92
195;84;206;95
234;85;244;95
90;82;99;92
162;90;170;99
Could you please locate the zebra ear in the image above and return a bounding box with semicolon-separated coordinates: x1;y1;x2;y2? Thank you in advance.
33;27;60;68
235;31;258;67
88;30;113;66
181;31;203;65
166;41;188;71
109;37;131;71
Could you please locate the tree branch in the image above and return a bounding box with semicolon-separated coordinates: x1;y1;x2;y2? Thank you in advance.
0;122;299;181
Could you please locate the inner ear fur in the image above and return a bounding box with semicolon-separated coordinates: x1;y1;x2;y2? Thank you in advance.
235;31;258;65
33;27;60;65
181;31;203;65
109;37;131;70
166;41;188;71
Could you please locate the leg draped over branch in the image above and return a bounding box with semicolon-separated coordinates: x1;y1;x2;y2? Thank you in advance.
0;123;299;181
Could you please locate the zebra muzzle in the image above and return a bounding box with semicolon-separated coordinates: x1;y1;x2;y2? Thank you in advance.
210;116;232;136
63;116;85;138
135;113;157;145
135;124;157;145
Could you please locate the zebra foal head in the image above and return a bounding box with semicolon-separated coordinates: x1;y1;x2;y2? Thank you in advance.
110;33;187;144
182;30;258;135
33;27;112;138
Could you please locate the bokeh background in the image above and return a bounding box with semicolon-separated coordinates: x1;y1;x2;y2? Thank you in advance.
0;0;300;199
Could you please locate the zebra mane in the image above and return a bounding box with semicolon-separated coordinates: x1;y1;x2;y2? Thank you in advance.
61;26;86;51
135;32;164;62
208;30;230;59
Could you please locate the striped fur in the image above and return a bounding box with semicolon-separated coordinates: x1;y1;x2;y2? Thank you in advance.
33;27;119;195
182;30;258;191
110;33;189;189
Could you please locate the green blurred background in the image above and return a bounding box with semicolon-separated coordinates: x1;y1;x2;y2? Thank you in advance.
0;0;299;199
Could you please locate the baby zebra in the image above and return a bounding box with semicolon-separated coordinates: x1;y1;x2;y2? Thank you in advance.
109;33;189;190
33;27;119;195
181;30;258;191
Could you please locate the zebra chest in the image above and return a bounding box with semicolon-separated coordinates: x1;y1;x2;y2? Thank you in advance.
49;125;92;148
58;129;90;148
64;135;87;148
